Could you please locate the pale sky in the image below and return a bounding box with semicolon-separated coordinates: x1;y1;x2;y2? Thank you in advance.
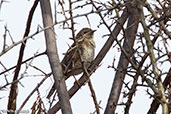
0;0;169;114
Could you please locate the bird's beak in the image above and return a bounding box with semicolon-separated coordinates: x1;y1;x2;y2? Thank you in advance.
91;30;96;35
92;30;96;33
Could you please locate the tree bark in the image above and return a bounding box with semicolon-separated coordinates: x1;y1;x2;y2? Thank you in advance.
104;4;139;114
40;0;72;114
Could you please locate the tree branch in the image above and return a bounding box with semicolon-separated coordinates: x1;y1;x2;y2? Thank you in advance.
40;0;72;114
139;4;168;114
7;0;39;113
104;2;139;113
147;68;171;114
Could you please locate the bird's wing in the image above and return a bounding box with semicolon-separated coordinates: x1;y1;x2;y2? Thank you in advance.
61;43;80;74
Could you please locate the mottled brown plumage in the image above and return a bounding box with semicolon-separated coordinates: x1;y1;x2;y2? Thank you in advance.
47;28;95;98
62;28;95;78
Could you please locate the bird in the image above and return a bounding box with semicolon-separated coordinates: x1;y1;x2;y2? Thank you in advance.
47;28;96;99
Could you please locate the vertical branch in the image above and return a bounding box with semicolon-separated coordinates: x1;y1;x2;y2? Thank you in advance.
7;0;39;113
124;73;139;114
88;80;100;114
124;28;161;114
3;25;7;51
104;2;139;114
139;5;168;114
39;0;72;114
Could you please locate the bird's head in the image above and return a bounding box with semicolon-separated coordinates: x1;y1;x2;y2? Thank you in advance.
76;28;96;40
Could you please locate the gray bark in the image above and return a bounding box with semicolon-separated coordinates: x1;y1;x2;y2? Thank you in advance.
40;0;72;114
104;4;139;114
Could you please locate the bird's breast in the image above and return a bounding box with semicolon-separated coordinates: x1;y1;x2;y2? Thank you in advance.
81;41;95;62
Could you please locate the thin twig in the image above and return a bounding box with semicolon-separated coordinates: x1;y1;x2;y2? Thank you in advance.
0;4;117;57
0;51;46;75
88;80;100;114
139;4;168;114
16;73;51;114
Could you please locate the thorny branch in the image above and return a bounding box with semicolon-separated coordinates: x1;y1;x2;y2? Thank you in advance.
139;4;168;113
0;51;46;76
16;71;51;114
1;0;171;114
7;0;40;113
124;28;161;113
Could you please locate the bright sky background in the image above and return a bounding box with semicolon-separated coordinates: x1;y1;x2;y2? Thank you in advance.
1;0;170;114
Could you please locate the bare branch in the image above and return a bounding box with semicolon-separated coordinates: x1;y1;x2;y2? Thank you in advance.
147;68;171;114
104;2;139;113
40;0;72;114
7;0;39;113
0;51;46;76
139;4;168;113
88;80;100;114
16;73;51;114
